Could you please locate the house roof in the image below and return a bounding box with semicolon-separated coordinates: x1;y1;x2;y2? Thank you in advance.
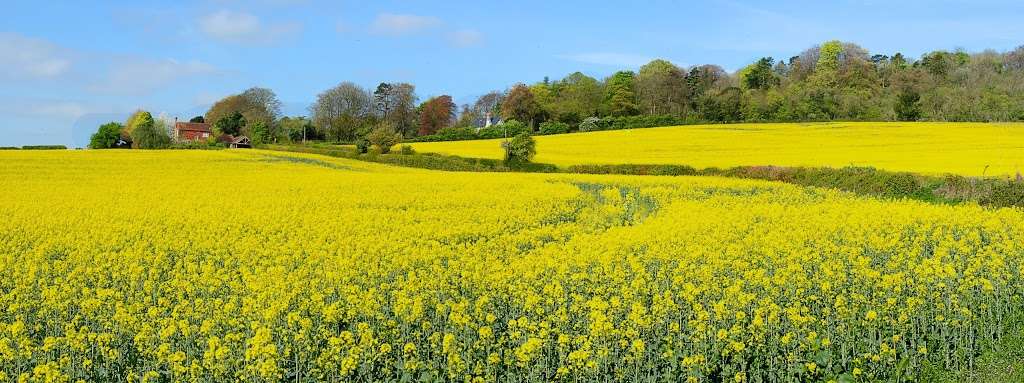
175;122;212;133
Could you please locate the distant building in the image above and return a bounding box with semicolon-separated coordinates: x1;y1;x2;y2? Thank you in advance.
174;121;212;141
230;136;251;148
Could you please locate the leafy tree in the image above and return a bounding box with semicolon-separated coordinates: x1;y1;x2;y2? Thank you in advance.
502;132;536;163
130;112;171;149
309;82;373;142
248;121;270;145
550;72;603;124
189;116;205;123
89;122;124;149
123;110;151;137
741;57;780;90
279;116;317;142
501;84;540;127
637;59;688;116
895;89;922;121
214;111;246;136
604;71;639;117
367;122;402;154
418;95;456;136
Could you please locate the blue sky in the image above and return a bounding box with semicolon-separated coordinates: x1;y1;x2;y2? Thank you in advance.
2;0;1023;147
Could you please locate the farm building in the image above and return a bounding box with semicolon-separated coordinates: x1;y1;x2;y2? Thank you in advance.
230;136;251;148
174;122;212;141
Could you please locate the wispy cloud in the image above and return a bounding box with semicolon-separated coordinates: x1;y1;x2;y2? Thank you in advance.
557;52;655;67
198;10;302;44
370;13;442;36
0;32;73;79
92;58;218;96
448;29;483;48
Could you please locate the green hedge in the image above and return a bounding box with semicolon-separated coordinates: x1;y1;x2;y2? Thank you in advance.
21;145;67;150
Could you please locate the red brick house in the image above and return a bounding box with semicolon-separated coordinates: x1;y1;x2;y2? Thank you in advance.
174;122;212;141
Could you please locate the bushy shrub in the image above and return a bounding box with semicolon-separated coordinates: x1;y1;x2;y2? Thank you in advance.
479;120;530;139
355;139;370;154
435;127;478;141
502;132;536;163
538;121;570;135
89;122;125;149
981;180;1024;208
883;172;920;198
578;117;601;132
399;145;415;155
367;123;402;154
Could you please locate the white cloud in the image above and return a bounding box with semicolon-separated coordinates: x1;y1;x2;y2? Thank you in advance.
0;33;73;79
557;52;655;68
198;10;301;44
370;13;442;36
2;100;89;120
448;29;483;48
93;58;217;95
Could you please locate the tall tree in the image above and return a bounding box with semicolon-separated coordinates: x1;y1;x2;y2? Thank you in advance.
418;95;456;136
388;83;419;138
130;111;171;149
603;71;639;117
500;84;540;126
552;72;603;123
740;57;780;90
309;82;373;142
636;59;688;116
373;82;395;118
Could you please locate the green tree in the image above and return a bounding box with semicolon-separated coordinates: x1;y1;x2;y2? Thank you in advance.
740;57;780;90
895;89;922;121
214;111;246;136
502;132;536;163
637;59;688;116
89;122;124;149
604;71;639;117
130;112;171;149
367;122;402;154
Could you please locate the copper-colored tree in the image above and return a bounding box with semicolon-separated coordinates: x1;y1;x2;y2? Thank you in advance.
418;95;455;136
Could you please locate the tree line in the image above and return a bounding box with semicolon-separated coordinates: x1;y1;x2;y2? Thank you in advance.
94;40;1024;149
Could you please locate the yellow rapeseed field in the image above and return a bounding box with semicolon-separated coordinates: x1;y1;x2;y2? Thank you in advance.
2;149;1023;382
408;122;1024;176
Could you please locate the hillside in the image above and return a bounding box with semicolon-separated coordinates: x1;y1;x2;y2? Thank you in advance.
409;122;1024;176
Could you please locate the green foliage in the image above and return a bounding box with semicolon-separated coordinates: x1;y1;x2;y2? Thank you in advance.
399;145;415;155
89;122;125;149
0;147;19;150
130;113;171;149
366;123;402;154
20;145;67;150
604;71;640;117
741;57;780;90
895;89;922;121
355;138;370;154
538;121;570;135
214;111;246;136
248;121;270;145
478;120;530;139
578;117;601;132
502;132;537;163
415;127;478;142
189;116;205;123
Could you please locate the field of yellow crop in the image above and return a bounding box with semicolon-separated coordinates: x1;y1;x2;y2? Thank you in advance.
409;122;1024;176
2;149;1023;382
